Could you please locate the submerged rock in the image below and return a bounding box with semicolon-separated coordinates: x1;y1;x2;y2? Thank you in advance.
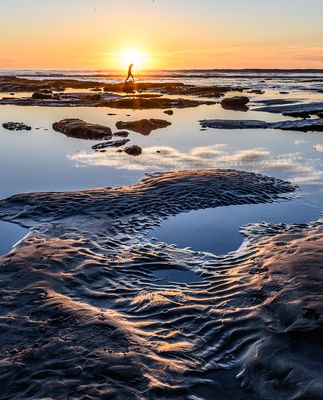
200;118;323;132
255;101;323;116
276;119;323;132
255;99;301;106
104;97;214;109
284;111;312;119
123;145;142;156
91;139;130;151
2;122;31;131
52;119;112;140
221;96;250;111
164;110;174;115
116;119;171;135
200;119;269;130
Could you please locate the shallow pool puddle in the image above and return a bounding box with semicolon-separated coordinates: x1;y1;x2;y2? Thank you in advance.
152;268;203;284
148;198;321;255
0;221;28;256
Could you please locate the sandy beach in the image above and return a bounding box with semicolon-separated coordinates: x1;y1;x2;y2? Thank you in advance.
0;68;323;399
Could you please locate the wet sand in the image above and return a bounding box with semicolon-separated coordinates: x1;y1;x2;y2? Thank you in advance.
1;169;318;399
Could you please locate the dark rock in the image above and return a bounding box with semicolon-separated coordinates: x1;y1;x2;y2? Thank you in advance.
52;119;112;140
283;111;311;119
200;119;269;130
255;99;301;106
255;102;323;115
104;97;213;109
116;119;171;135
103;81;240;98
221;96;250;111
113;131;129;137
123;145;142;156
247;89;265;95
92;139;129;150
83;94;101;101
276;119;323;132
200;118;323;132
2;122;31;131
164;110;174;115
0;76;106;92
32;92;53;100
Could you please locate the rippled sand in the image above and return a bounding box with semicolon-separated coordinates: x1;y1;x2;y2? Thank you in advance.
0;169;322;399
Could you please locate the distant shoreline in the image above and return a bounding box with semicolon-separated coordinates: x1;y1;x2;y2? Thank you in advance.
1;68;323;80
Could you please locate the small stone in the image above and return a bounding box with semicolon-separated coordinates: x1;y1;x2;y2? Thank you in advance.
113;131;129;137
124;145;142;156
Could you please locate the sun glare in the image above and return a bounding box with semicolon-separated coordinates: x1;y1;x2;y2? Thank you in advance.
120;50;147;71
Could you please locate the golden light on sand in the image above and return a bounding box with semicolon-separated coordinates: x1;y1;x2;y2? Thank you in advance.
119;50;147;71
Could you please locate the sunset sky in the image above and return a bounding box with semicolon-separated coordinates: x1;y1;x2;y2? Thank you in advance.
1;0;323;70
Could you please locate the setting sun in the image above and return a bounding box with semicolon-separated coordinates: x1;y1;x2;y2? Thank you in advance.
119;50;147;71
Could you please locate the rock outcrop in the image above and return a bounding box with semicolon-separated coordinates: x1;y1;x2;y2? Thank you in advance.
221;96;250;111
52;119;112;140
116;119;171;135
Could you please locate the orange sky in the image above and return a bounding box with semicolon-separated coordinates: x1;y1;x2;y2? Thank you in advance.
0;0;322;70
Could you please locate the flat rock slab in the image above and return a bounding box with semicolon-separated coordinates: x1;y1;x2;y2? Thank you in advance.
91;139;130;151
104;97;215;109
254;99;302;106
200;119;269;130
200;118;323;132
52;119;112;140
0;94;216;109
255;101;323;115
116;119;171;135
0;92;121;108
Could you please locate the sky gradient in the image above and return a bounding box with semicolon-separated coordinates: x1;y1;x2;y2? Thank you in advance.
1;0;323;70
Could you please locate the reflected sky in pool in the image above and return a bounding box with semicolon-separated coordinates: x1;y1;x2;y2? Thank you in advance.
0;221;28;256
148;196;322;255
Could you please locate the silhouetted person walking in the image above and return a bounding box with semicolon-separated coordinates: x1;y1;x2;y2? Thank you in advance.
125;64;135;83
